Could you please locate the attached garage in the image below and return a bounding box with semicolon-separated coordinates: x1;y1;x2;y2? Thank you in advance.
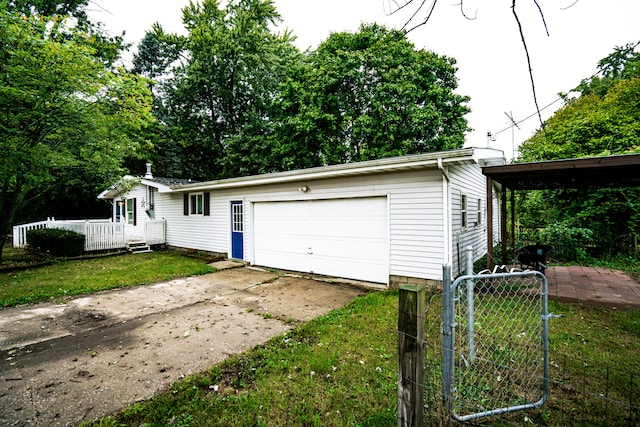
253;197;389;283
104;148;506;287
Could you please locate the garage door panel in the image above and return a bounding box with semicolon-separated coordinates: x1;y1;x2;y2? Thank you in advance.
253;198;388;283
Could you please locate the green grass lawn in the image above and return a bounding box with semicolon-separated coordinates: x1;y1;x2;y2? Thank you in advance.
0;249;215;307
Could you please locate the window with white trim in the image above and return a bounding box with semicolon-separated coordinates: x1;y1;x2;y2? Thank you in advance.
232;202;243;232
148;187;156;211
126;198;136;225
477;198;482;226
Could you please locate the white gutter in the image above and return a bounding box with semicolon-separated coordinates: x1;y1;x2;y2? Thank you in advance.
438;157;453;271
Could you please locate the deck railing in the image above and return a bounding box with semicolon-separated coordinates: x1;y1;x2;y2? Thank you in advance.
84;221;126;251
12;218;166;252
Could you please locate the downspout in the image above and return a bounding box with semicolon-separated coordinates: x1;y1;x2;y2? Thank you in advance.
438;158;452;271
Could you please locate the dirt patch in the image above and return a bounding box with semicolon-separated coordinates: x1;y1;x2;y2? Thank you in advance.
0;266;368;426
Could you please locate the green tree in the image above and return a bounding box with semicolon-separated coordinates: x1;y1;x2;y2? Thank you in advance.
274;23;470;167
131;25;187;178
516;43;640;258
8;0;87;17
0;3;153;260
146;0;299;180
571;42;640;99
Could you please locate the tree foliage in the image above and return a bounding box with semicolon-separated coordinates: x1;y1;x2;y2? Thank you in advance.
273;24;469;168
0;1;153;259
572;43;640;99
139;7;470;179
137;0;298;180
516;43;640;258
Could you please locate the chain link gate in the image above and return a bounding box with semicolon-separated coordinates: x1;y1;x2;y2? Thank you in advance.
442;265;556;422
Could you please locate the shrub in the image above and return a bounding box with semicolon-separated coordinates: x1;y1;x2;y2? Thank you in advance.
539;222;594;262
27;228;85;257
518;222;595;263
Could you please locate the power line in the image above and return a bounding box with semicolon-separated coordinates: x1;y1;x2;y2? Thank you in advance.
492;97;562;137
491;39;640;138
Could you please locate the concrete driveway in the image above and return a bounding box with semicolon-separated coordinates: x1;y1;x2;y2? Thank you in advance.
0;263;368;426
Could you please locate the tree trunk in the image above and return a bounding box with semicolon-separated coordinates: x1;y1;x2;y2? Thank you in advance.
0;179;27;263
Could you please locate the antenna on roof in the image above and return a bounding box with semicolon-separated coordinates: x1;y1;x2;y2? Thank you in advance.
504;111;520;162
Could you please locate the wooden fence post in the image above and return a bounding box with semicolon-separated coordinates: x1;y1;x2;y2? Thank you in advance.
397;285;426;427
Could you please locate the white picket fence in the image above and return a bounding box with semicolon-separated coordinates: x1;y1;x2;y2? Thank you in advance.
12;218;166;252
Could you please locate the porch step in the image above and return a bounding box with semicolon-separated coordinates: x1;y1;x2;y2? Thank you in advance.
126;241;152;254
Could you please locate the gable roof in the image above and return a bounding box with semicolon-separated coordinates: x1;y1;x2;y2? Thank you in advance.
96;148;506;199
97;176;200;199
171;147;505;193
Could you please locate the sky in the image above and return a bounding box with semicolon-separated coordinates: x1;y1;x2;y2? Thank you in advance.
88;0;640;160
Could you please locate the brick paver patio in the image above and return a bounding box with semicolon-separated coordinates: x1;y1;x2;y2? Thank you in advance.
546;265;640;309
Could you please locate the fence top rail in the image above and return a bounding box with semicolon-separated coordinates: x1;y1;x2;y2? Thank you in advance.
452;270;545;287
14;220;48;228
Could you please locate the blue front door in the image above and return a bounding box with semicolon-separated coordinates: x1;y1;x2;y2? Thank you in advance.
231;201;244;259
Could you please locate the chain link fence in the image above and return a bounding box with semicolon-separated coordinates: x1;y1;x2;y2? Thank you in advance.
444;269;550;422
398;262;639;426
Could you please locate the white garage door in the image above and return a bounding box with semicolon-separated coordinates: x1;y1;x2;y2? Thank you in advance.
253;197;388;283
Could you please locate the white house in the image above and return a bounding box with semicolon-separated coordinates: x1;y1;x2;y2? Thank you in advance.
97;147;505;287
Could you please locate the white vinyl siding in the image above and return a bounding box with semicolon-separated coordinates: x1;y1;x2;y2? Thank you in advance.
450;164;490;275
156;169;447;281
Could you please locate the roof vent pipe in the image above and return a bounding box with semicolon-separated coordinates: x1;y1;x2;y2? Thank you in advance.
144;162;153;179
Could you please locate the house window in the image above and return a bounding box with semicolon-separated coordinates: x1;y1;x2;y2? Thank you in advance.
477;198;482;226
461;194;468;228
190;193;204;215
232;202;243;232
126;198;136;225
183;192;210;216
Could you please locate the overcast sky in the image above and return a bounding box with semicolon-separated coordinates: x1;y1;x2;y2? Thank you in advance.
89;0;640;160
